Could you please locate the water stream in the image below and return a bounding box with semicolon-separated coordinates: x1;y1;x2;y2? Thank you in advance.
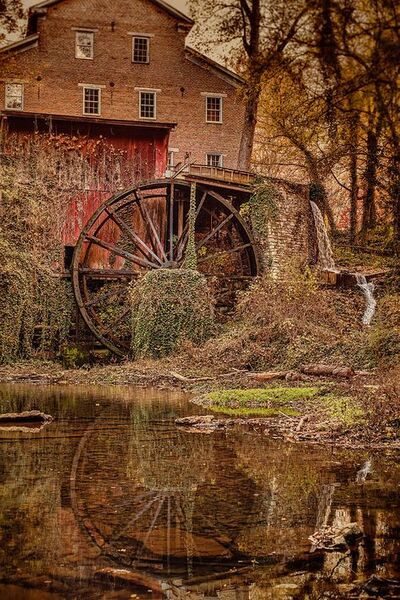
310;201;338;272
356;274;377;326
0;384;400;599
310;201;377;325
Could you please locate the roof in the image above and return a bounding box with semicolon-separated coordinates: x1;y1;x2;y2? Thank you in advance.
27;0;194;30
185;47;244;88
1;111;177;130
0;34;39;54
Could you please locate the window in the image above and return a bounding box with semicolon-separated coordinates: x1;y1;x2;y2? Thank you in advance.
75;31;94;59
133;36;149;63
83;87;101;115
206;153;223;167
139;91;156;119
5;83;24;110
206;96;222;123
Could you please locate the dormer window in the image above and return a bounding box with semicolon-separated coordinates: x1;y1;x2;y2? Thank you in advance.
133;36;150;63
75;31;94;60
5;83;24;110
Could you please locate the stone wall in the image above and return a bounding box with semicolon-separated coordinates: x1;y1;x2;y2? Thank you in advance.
250;180;316;277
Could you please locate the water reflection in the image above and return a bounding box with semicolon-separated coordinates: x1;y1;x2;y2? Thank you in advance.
0;384;399;599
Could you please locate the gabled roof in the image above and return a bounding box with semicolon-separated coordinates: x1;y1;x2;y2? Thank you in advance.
28;0;194;31
185;47;244;88
0;34;39;54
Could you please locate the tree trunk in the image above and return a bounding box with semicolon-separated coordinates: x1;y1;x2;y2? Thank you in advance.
349;114;359;244
237;75;261;170
361;114;383;237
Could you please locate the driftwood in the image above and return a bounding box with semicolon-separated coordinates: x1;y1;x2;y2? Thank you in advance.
247;364;358;381
0;410;53;423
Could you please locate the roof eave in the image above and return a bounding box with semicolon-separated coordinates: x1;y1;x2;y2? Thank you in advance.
185;47;245;88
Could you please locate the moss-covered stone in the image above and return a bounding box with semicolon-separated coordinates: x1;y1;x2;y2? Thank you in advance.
130;269;214;359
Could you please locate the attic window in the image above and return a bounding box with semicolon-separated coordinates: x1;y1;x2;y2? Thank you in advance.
75;31;94;60
133;37;150;64
5;83;24;110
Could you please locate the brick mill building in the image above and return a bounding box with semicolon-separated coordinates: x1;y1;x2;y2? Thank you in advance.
0;0;245;172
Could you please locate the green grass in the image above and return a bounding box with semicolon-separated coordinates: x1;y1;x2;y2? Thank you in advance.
209;405;300;417
322;395;365;426
206;387;320;406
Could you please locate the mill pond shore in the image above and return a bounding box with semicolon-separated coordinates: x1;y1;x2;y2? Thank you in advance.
1;357;399;449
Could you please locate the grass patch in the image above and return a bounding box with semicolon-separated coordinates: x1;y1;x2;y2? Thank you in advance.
206;387;320;407
209;405;300;417
322;395;365;426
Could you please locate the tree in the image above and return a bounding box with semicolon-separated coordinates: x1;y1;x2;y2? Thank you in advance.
189;0;309;170
0;0;25;45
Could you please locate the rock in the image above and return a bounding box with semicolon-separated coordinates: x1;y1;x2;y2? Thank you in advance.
175;415;215;426
0;410;53;423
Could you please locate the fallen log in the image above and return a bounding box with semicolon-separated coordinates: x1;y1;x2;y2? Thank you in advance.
0;410;53;423
301;364;355;378
247;371;287;382
95;568;162;594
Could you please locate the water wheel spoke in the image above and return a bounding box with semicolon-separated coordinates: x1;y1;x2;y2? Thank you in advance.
111;496;161;543
105;207;163;266
196;213;234;251
100;305;131;336
86;235;159;270
134;190;167;262
84;286;123;308
175;191;207;262
135;496;165;562
197;243;252;265
80;268;140;278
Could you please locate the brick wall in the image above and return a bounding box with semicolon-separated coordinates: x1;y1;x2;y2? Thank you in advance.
0;0;245;169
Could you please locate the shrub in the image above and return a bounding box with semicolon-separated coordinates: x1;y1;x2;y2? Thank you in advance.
130;269;214;359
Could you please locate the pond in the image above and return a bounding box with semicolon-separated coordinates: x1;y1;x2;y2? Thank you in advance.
0;384;399;599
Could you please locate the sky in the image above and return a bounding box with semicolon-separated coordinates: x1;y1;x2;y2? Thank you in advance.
22;0;189;14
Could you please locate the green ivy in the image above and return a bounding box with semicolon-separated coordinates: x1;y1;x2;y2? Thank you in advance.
130;269;214;359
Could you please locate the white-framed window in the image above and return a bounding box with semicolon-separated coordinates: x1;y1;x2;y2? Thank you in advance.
206;96;222;123
83;86;101;115
132;36;150;63
5;83;24;110
75;31;94;59
206;153;223;167
139;91;156;119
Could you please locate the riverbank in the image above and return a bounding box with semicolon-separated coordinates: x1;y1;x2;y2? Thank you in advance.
0;358;399;449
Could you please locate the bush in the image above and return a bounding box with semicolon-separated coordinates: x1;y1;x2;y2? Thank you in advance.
130;269;214;359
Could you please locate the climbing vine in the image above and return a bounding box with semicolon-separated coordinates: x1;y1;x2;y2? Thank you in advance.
243;177;279;239
130;269;214;359
184;183;197;269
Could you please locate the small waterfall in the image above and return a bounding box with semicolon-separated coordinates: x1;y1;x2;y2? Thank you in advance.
356;274;377;326
310;201;338;272
356;459;373;484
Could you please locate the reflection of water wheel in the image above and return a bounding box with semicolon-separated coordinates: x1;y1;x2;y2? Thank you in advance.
72;180;259;356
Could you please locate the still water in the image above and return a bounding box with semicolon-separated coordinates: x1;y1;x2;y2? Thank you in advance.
0;384;399;599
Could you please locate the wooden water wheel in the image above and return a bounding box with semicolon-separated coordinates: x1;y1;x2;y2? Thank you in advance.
72;179;259;356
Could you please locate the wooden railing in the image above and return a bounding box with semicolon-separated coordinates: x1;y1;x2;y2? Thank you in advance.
185;163;256;186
